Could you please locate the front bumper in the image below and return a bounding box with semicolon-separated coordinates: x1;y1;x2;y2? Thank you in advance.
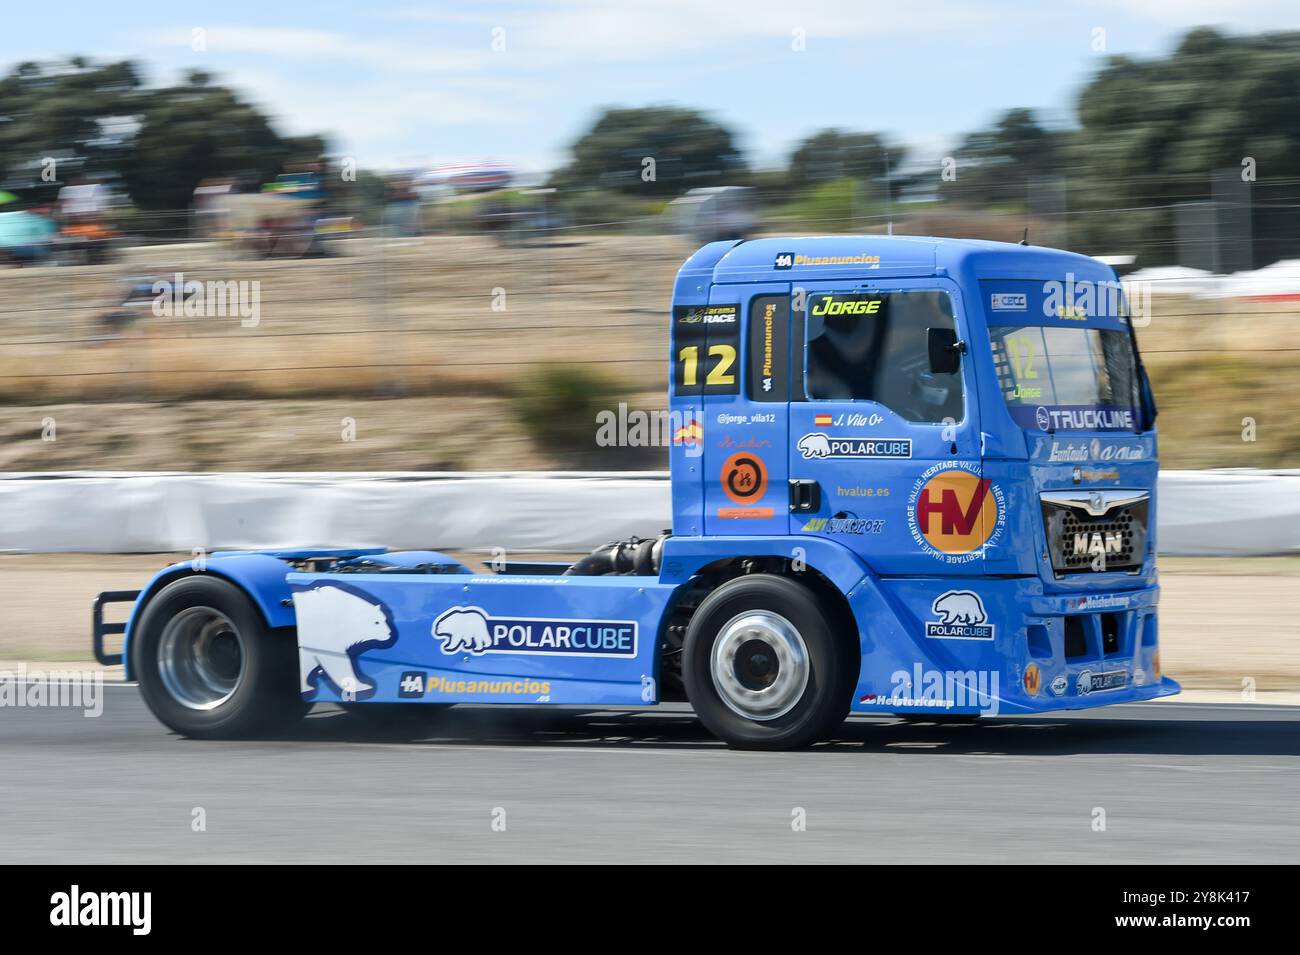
850;576;1178;716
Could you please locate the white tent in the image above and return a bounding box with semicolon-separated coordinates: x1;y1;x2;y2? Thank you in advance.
1123;265;1219;297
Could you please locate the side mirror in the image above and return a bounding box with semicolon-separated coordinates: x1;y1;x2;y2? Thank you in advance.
1138;364;1158;429
927;327;963;375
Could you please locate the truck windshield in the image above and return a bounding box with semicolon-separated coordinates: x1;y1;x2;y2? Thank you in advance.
989;325;1140;431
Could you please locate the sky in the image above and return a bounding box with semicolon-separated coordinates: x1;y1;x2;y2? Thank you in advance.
4;0;1300;175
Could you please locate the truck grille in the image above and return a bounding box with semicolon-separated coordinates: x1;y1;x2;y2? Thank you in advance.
1040;490;1149;575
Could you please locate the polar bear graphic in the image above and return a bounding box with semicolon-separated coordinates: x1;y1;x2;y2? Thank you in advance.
797;432;832;459
931;590;987;626
433;607;493;655
293;585;394;696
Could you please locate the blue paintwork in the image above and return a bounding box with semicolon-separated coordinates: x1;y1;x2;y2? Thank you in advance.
660;535;868;594
288;572;679;706
217;547;387;560
120;553;308;679
119;236;1179;718
118;548;466;679
846;574;1177;714
334;551;474;572
664;236;1175;714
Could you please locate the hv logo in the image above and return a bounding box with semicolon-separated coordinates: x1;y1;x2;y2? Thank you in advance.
432;607;638;658
907;462;1006;563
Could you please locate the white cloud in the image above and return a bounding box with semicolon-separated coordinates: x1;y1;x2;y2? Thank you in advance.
133;0;1300;173
144;25;495;74
524;0;993;51
230;67;534;158
463;0;997;63
1081;0;1300;29
142;20;544;165
147;1;997;80
135;2;1001;166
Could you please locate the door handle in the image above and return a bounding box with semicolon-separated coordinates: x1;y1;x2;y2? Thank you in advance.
788;479;821;513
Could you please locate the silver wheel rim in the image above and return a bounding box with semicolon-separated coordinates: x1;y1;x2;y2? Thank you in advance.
157;606;245;710
710;610;810;721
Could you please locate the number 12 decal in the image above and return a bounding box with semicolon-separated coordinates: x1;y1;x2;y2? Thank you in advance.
678;344;737;388
1006;335;1039;380
673;303;740;395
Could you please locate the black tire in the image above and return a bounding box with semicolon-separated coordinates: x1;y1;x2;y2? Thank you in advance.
132;575;309;739
682;574;856;750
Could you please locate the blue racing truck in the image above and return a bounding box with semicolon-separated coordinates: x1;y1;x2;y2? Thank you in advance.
94;236;1178;749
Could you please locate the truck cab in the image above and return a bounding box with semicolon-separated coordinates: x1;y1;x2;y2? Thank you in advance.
100;235;1178;750
667;236;1170;723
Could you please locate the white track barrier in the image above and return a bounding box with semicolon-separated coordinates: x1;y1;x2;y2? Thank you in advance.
1157;469;1300;556
0;472;670;554
0;470;1297;557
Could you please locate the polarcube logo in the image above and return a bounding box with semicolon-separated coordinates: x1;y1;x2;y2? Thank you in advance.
907;462;1006;563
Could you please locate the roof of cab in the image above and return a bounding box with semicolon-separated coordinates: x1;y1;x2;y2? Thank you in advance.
676;235;1113;287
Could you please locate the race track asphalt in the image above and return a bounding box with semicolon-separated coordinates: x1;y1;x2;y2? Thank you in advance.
2;686;1297;864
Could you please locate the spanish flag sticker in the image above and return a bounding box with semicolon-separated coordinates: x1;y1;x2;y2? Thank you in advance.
814;414;833;427
672;419;703;446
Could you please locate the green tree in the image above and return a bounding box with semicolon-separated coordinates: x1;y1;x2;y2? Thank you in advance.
787;129;900;190
0;59;142;197
121;70;326;211
0;59;327;212
944;108;1066;208
551;106;745;197
1071;27;1300;263
1077;28;1300;184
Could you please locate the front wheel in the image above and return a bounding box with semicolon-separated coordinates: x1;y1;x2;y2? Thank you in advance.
132;576;308;738
683;574;856;750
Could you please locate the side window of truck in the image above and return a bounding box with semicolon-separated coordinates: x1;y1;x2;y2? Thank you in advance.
798;290;963;424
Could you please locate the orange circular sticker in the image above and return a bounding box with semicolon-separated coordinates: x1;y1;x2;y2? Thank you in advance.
1023;663;1041;697
910;466;1004;557
721;453;768;505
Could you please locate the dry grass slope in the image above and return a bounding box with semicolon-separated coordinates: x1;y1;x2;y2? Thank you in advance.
0;234;1296;470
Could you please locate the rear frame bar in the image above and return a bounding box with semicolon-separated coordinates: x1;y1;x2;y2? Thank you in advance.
92;590;140;666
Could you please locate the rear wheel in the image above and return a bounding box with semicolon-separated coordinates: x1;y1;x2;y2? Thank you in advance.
683;574;855;750
132;576;308;738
